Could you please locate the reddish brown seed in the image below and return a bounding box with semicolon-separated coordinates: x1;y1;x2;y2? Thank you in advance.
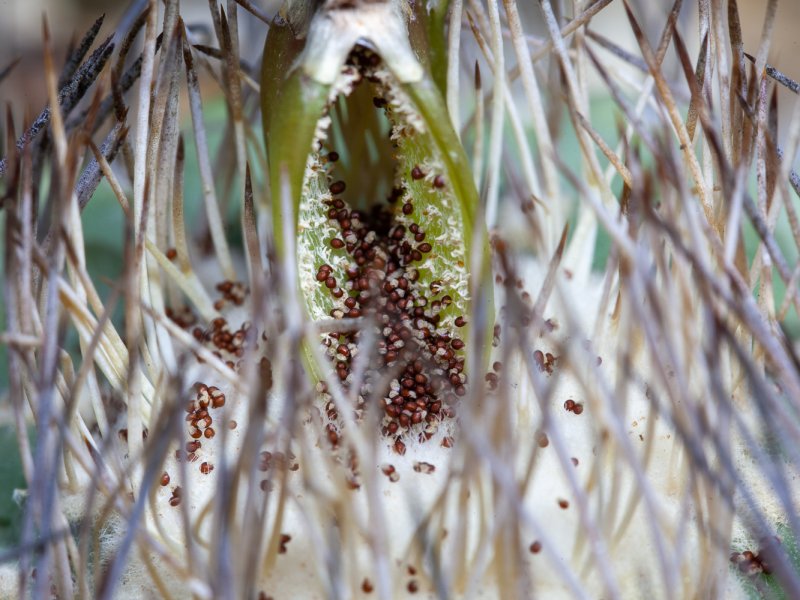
451;339;465;350
228;420;237;430
166;247;178;260
279;534;292;554
454;316;466;327
557;498;569;509
329;180;346;194
418;242;432;253
433;175;446;188
529;541;542;554
536;432;549;448
573;403;584;415
169;496;181;507
325;276;337;289
204;427;216;439
189;427;202;439
402;202;413;215
411;165;425;180
160;472;170;486
328;151;339;162
394;439;406;455
564;399;576;412
362;579;374;593
200;462;213;474
330;238;345;249
186;441;201;453
407;580;419;593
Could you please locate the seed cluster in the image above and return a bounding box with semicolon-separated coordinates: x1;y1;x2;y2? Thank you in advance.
563;399;584;415
730;537;781;577
315;174;466;448
533;349;558;375
165;305;197;329
213;280;247;311
192;315;254;371
172;383;227;479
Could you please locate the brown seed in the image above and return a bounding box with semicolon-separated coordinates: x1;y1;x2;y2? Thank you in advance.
536;432;549;448
328;151;339;162
411;165;425;180
204;427;215;439
160;472;170;486
418;242;432;253
325;276;337;289
228;420;237;430
329;180;346;194
407;580;419;593
564;399;575;412
362;578;374;593
394;439;406;455
279;533;292;554
330;238;345;249
529;541;542;554
186;441;201;453
573;403;584;415
454;316;467;327
433;175;446;188
200;462;213;474
557;498;569;509
402;202;413;215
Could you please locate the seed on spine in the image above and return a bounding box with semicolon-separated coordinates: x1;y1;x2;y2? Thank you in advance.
573;403;584;415
278;534;291;554
433;175;446;188
200;462;214;474
204;427;215;439
362;579;374;593
402;202;413;215
160;472;170;486
557;498;569;509
330;238;345;249
186;441;201;453
325;276;337;289
411;165;425;180
529;541;542;554
328;151;339;162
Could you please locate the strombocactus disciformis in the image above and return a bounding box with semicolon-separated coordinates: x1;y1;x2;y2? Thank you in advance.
2;0;800;598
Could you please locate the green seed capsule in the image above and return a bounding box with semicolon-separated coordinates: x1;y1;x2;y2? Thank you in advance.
262;0;491;396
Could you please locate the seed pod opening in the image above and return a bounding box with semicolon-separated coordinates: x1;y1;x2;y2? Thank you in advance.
262;0;490;440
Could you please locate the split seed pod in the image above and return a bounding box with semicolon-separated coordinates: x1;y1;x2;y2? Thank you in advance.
262;1;491;406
